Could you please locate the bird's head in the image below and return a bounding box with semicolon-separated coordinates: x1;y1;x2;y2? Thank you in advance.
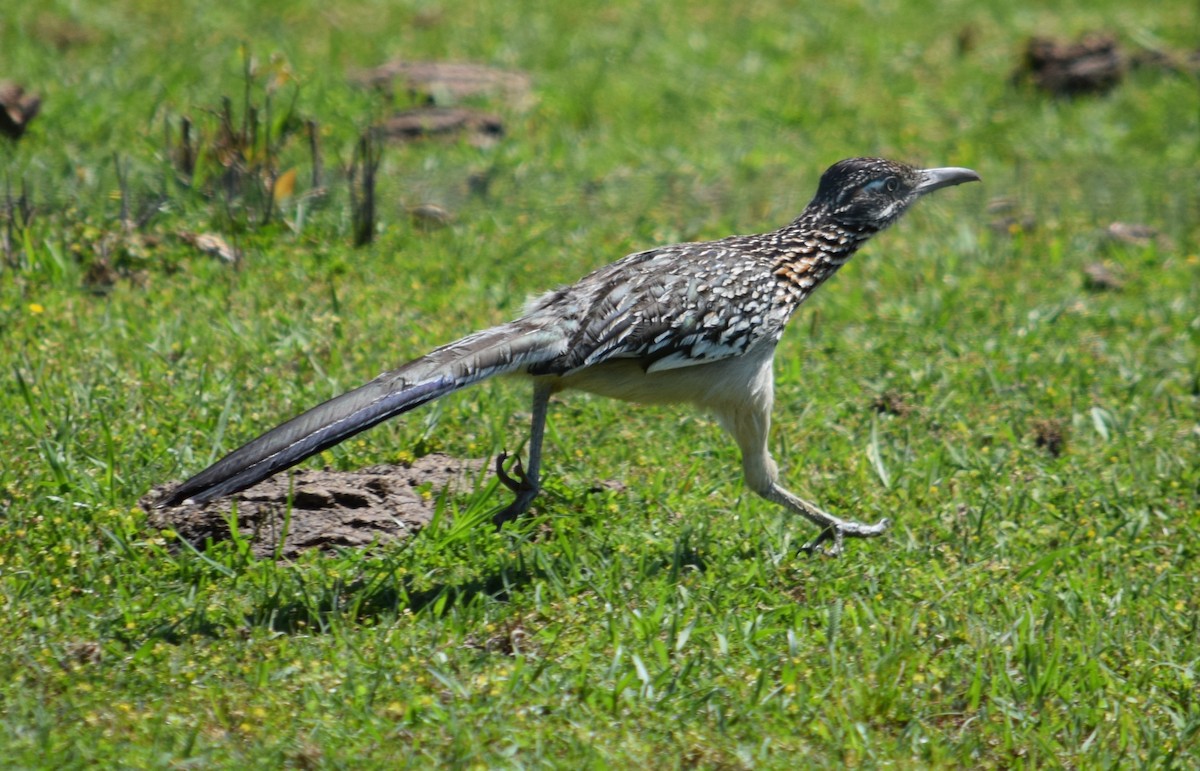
810;157;980;231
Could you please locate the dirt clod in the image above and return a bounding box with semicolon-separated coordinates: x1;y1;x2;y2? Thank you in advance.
1082;261;1125;292
374;107;504;146
0;82;41;140
143;453;486;559
1104;221;1172;251
352;61;532;106
1018;34;1124;96
871;389;914;417
1030;418;1069;458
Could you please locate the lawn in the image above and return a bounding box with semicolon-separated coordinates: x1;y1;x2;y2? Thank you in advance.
2;0;1198;767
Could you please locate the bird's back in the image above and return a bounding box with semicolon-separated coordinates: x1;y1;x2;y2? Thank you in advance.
518;220;850;379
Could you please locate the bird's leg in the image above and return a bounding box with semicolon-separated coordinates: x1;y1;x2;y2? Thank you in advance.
761;483;891;557
492;380;554;528
717;395;890;557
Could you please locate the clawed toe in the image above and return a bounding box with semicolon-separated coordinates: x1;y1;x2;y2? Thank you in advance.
495;450;532;493
801;517;891;557
492;450;538;529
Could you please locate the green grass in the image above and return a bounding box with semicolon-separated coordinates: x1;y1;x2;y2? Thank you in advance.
2;0;1199;766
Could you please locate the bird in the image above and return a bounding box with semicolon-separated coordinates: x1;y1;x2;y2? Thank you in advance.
156;157;980;555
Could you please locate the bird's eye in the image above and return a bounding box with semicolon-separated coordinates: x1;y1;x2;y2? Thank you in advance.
858;176;901;197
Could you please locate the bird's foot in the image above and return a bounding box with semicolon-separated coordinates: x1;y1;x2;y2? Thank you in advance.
801;517;891;557
492;450;538;528
495;450;534;494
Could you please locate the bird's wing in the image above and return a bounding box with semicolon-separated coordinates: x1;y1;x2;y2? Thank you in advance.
528;243;786;376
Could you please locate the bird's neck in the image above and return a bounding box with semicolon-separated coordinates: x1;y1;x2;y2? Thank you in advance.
767;210;876;299
782;205;879;248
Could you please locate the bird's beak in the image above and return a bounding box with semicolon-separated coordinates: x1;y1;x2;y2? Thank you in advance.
915;166;981;195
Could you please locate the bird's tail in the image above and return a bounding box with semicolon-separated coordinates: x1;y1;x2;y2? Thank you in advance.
155;319;566;507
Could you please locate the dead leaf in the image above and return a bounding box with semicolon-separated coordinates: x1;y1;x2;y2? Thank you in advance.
273;168;297;202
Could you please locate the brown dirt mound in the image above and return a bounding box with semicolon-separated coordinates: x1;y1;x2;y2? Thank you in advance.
1019;34;1124;96
141;453;486;559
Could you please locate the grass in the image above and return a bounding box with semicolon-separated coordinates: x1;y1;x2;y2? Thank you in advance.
2;0;1199;766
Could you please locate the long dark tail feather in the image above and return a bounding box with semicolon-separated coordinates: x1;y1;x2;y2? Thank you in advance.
154;375;456;507
155;320;565;507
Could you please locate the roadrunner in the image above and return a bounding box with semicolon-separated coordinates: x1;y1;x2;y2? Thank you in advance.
157;157;979;554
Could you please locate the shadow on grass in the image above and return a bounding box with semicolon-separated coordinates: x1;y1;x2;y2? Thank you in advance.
257;566;532;635
126;495;712;646
255;534;709;635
